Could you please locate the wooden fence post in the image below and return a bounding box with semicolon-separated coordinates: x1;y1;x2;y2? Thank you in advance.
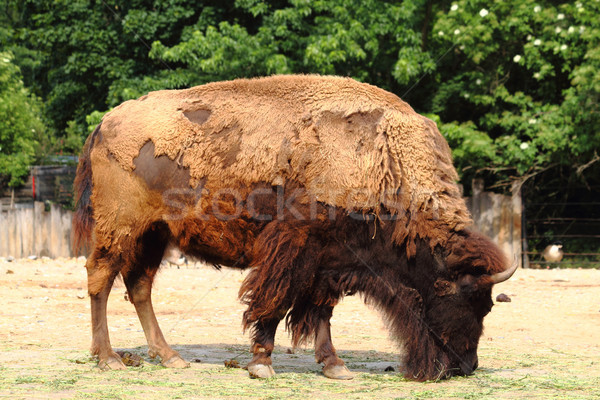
50;204;62;258
0;209;6;256
33;202;44;256
22;207;34;257
471;179;484;226
61;206;72;257
8;209;16;257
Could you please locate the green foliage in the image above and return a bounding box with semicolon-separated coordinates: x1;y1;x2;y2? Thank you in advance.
439;120;497;175
7;0;201;134
2;0;599;196
138;0;434;95
432;0;600;185
0;51;45;187
89;0;434;131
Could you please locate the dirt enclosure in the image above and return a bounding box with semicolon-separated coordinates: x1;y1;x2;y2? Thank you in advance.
1;257;599;399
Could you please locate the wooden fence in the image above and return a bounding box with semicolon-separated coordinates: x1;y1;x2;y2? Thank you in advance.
0;202;75;258
1;182;524;264
465;180;523;267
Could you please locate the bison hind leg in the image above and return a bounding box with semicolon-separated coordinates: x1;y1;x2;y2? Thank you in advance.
121;223;189;368
86;251;127;370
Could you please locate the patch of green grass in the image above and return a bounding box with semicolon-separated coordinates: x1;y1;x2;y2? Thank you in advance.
1;346;599;400
49;377;78;389
468;371;600;399
518;360;535;367
409;389;439;399
358;372;405;383
62;355;97;365
75;387;140;399
14;375;47;385
453;389;495;399
118;377;185;388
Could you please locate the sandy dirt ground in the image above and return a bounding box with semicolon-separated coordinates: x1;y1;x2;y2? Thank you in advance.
0;257;599;399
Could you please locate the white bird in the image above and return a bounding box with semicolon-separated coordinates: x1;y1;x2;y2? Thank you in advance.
162;242;186;266
542;242;564;263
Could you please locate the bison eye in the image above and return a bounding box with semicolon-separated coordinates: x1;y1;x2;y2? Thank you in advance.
458;274;478;288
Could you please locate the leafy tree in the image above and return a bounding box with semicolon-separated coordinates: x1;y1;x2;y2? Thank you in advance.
0;51;45;187
431;0;600;189
109;0;434;107
7;0;200;134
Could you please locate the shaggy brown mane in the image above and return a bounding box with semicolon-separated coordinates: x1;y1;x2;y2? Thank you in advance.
445;230;509;275
237;211;495;380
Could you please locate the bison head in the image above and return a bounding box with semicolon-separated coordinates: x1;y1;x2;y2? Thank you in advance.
394;230;517;381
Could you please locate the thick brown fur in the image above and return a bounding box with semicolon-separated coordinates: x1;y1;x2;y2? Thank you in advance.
95;75;471;257
73;75;514;380
238;210;506;380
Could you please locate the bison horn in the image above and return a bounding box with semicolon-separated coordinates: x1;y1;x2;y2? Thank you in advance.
488;256;519;284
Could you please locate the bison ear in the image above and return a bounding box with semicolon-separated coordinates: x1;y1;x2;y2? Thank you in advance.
434;279;458;297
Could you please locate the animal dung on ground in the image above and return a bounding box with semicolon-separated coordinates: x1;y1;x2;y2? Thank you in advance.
496;293;511;302
115;351;143;367
224;359;241;368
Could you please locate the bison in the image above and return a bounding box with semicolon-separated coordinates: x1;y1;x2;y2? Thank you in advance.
73;74;517;381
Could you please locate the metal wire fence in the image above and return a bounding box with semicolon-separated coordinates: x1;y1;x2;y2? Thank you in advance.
523;199;600;268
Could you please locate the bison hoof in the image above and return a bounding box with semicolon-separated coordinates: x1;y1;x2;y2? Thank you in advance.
162;355;190;369
248;364;275;379
323;364;354;380
98;355;127;371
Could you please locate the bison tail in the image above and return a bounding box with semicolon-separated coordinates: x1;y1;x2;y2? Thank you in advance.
73;124;101;255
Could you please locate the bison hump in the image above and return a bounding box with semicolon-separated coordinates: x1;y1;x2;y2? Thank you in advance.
98;75;469;235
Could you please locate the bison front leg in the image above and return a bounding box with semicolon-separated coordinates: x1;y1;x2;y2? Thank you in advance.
314;306;353;380
87;255;126;370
